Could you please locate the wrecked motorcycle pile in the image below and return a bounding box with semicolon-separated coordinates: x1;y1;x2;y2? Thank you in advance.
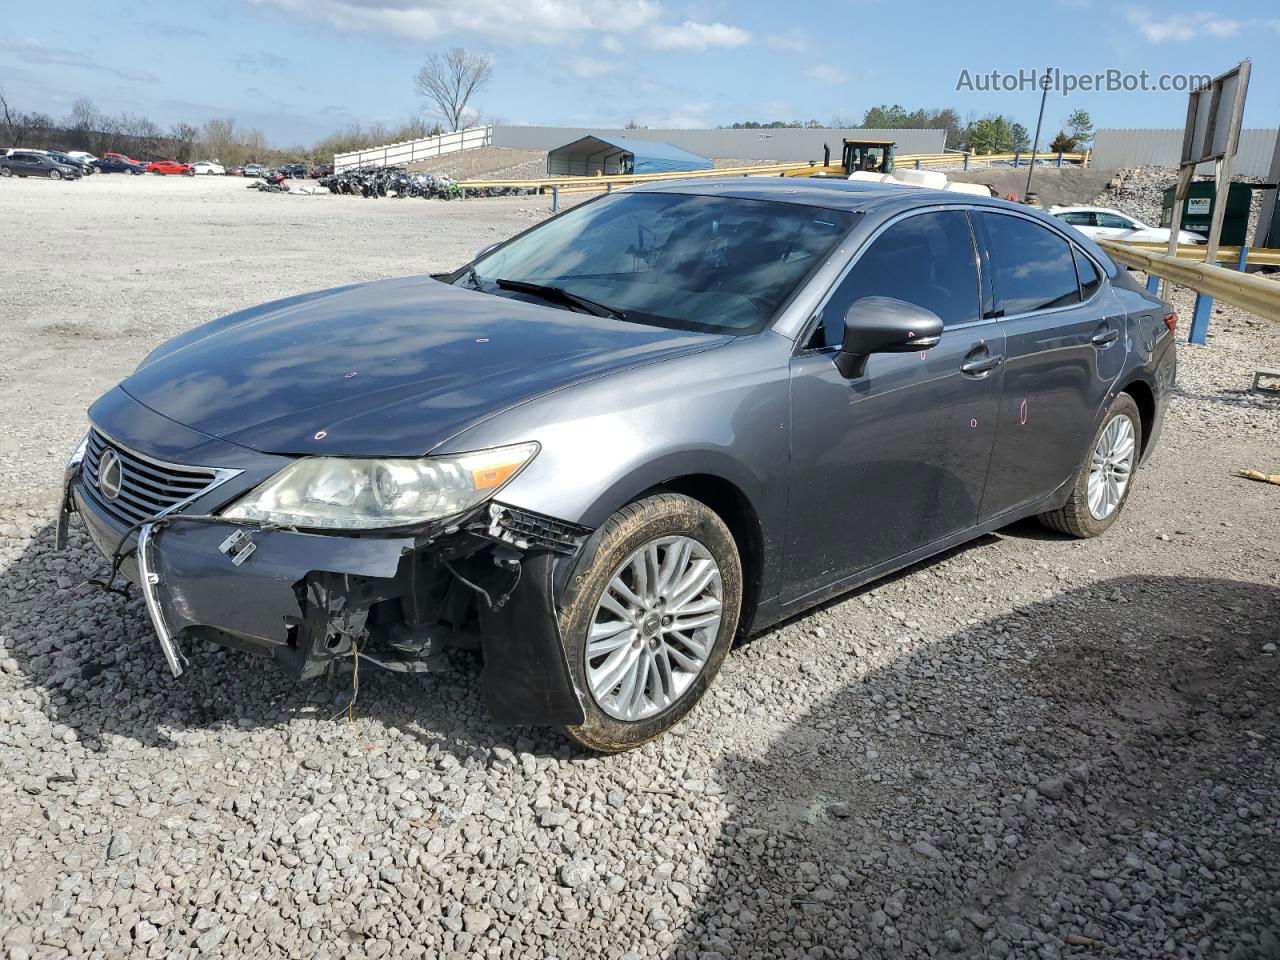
317;167;539;200
246;173;290;194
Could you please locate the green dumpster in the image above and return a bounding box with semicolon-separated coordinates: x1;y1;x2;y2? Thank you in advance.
1160;181;1252;246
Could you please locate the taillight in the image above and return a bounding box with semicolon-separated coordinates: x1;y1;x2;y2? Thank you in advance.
1164;312;1178;334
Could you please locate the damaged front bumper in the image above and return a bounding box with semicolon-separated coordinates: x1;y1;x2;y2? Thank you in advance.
63;415;590;726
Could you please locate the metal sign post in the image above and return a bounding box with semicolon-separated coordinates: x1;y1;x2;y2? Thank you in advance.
1164;60;1250;344
1256;128;1280;249
1024;68;1052;202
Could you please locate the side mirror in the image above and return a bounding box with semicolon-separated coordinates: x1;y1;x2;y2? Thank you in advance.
835;296;944;379
475;242;501;260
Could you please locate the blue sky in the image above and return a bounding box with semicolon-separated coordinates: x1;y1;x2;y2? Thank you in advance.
2;0;1277;147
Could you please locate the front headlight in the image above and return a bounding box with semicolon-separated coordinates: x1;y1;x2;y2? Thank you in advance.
222;442;538;530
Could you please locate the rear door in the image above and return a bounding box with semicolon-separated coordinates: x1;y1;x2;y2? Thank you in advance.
1094;211;1141;242
12;153;40;175
784;208;1004;602
975;210;1127;521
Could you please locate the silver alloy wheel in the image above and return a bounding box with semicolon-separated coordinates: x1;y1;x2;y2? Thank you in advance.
1087;414;1136;520
586;535;723;722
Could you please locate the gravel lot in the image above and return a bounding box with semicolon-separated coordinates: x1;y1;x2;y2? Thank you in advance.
1;173;1278;960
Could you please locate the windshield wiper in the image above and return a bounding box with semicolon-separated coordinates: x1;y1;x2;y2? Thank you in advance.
494;278;628;322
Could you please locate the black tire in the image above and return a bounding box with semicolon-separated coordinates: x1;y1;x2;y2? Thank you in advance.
0;167;11;178
49;169;62;181
1039;392;1142;538
559;493;742;752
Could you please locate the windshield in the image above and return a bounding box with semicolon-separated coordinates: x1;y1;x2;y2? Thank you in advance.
468;192;857;335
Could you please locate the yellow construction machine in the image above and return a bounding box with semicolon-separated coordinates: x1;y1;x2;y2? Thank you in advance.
785;139;896;178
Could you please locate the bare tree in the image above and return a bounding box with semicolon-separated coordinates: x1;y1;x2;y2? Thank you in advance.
169;122;199;162
0;88;36;147
413;48;492;132
67;97;101;150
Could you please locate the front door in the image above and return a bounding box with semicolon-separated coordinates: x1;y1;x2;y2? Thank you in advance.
974;211;1128;521
784;209;1004;604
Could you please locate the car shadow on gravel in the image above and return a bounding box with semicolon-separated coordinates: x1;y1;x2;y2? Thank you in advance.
674;574;1280;960
2;513;1037;765
1;520;520;761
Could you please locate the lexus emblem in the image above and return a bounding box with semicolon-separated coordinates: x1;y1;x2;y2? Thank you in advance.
98;448;123;502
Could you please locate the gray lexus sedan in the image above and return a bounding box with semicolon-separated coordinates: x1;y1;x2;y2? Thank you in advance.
62;178;1176;751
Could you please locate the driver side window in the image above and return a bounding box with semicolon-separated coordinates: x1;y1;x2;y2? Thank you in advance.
814;210;981;348
1096;213;1133;229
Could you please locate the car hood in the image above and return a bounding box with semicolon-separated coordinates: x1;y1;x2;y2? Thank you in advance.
120;275;729;457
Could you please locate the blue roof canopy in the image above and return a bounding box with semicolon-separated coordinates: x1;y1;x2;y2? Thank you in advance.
547;134;714;176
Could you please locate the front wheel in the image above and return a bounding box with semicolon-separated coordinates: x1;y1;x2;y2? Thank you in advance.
0;167;11;178
559;493;742;752
1039;393;1142;538
49;169;62;181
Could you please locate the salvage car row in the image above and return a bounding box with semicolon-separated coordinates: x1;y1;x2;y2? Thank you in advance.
0;150;329;180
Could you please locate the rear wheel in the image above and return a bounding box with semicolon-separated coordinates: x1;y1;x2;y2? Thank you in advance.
1039;393;1141;538
559;493;742;752
0;167;11;178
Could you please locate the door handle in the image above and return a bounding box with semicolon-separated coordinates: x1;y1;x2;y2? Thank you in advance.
960;354;1003;375
1091;328;1119;346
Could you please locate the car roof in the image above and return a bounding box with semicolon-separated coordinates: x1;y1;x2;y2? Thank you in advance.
626;175;1037;217
623;175;1123;277
1049;205;1132;216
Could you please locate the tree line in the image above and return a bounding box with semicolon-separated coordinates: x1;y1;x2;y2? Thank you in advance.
0;50;493;166
0;91;450;167
725;104;1094;155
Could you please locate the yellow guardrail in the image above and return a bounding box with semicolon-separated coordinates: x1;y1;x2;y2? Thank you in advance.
457;162;813;191
457;151;1090;192
1112;241;1280;268
1098;239;1280;323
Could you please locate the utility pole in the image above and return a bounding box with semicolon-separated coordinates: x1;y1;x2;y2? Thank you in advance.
1024;67;1052;202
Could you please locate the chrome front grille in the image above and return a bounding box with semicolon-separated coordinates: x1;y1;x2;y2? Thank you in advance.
80;429;221;527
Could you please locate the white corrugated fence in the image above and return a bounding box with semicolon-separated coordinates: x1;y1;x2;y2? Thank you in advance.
333;126;492;172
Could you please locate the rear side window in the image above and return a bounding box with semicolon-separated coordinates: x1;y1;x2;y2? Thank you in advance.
816;210;980;347
1096;213;1133;229
1074;248;1102;300
1057;212;1094;226
982;213;1081;315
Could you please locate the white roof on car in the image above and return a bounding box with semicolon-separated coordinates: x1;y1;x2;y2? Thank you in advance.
1048;205;1133;217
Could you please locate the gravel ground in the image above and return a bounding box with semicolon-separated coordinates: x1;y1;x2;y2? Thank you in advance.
1;173;1278;960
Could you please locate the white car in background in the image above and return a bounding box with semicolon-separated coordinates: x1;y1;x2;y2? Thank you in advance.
64;151;97;164
1049;206;1206;245
189;161;226;176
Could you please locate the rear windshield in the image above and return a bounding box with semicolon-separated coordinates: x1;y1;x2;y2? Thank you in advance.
470;192;857;335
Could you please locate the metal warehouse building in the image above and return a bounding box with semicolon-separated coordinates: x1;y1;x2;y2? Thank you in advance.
547;135;714;177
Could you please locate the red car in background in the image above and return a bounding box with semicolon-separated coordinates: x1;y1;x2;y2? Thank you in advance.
146;160;194;176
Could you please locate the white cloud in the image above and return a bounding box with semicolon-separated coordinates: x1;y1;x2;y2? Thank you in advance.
765;29;807;52
1125;8;1241;42
648;20;750;50
565;56;615;79
627;102;711;129
248;0;662;44
805;63;847;84
0;38;158;82
1264;18;1280;35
